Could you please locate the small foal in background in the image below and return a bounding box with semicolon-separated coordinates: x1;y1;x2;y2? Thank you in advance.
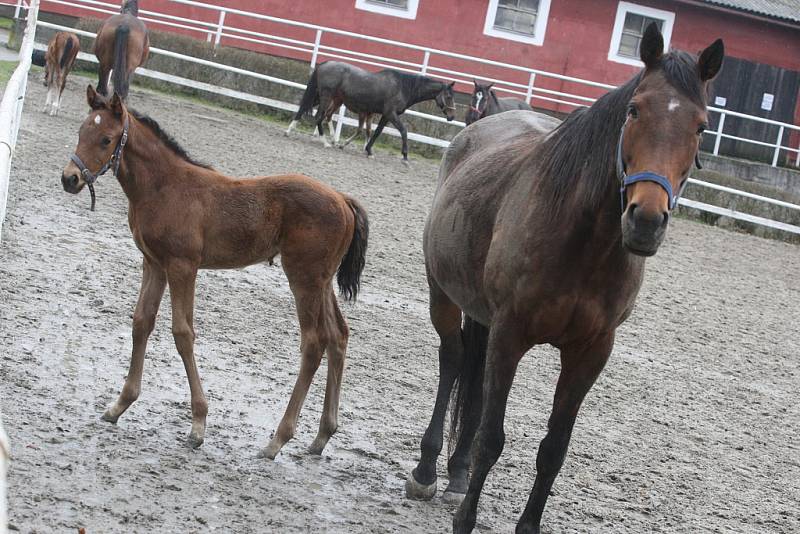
42;32;80;116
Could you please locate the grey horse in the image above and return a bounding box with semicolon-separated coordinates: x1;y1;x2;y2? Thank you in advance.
286;61;456;162
464;80;532;125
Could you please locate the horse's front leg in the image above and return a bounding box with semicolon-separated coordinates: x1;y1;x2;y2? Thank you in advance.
166;260;207;448
516;333;614;534
102;258;166;423
453;319;527;534
365;116;389;158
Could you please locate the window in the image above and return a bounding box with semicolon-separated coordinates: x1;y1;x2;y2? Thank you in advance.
483;0;551;46
355;0;419;19
608;2;675;66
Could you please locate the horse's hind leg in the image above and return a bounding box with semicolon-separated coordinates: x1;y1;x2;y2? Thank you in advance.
406;276;464;500
97;64;111;96
261;281;327;459
453;319;527;534
339;114;363;149
516;334;613;534
166;261;208;448
102;258;166;423
308;289;349;455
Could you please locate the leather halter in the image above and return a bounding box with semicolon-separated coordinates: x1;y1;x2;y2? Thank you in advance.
616;123;700;212
70;116;129;211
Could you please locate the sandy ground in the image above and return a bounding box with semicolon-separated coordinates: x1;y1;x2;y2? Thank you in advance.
1;73;799;533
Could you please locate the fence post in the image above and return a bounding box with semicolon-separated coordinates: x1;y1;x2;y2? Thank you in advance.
13;0;23;19
334;104;346;143
420;50;430;75
796;140;800;168
771;125;784;167
712;112;725;156
525;72;536;105
213;11;226;48
310;29;323;71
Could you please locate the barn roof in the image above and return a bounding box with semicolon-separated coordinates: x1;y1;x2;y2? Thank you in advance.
699;0;800;23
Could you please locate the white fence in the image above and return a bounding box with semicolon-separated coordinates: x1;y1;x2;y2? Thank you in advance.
14;0;800;235
0;0;38;244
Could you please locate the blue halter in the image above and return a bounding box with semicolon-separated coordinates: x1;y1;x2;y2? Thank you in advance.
616;125;694;212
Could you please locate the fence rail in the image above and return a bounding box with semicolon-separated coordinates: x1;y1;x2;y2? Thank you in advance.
0;0;38;243
20;1;800;235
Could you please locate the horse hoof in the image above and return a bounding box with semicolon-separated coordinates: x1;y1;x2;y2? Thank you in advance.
442;489;466;505
405;471;437;500
100;410;119;424
187;431;204;449
257;446;278;460
401;159;410;166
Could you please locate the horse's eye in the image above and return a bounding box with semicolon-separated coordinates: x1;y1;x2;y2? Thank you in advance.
101;136;111;146
697;124;707;135
627;105;639;119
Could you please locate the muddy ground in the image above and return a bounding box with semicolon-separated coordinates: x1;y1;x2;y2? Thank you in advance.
1;73;798;533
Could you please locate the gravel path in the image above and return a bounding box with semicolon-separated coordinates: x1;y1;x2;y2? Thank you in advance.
1;73;799;533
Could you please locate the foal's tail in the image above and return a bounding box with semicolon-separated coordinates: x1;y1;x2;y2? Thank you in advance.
293;66;320;121
448;316;489;453
112;24;130;99
336;195;369;301
59;36;75;70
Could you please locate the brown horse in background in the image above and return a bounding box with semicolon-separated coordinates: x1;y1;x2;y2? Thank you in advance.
94;0;149;99
43;31;80;116
60;86;369;458
405;24;723;533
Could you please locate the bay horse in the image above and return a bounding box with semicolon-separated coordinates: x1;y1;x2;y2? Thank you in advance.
465;80;532;125
286;61;456;162
405;24;723;533
42;31;80;116
94;0;149;99
60;86;369;458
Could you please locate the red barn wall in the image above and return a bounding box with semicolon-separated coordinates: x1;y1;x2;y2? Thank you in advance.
39;0;799;124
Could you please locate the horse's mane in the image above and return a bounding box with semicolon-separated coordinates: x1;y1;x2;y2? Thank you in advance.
130;109;213;170
120;0;138;15
388;71;442;99
534;50;706;214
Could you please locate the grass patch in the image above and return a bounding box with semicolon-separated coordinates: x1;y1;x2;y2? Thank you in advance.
0;59;18;85
0;17;13;31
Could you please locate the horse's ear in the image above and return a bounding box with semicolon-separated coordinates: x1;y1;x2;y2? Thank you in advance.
473;79;478;87
487;83;494;90
640;22;663;68
448;81;455;88
87;85;104;110
697;39;724;81
110;92;125;116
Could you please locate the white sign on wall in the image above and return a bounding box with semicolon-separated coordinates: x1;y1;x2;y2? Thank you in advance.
714;96;727;107
761;93;774;111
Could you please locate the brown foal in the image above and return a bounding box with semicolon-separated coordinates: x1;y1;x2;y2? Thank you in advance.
61;87;369;458
43;31;80;116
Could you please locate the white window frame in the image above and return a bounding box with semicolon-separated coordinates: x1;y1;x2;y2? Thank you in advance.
355;0;420;20
608;1;675;67
483;0;552;46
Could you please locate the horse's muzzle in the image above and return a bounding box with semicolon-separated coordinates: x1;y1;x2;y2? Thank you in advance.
61;173;83;194
621;204;668;256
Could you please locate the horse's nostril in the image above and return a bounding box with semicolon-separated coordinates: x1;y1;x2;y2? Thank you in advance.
662;211;669;227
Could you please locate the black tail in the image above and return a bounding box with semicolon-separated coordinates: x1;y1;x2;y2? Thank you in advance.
59;37;74;70
112;24;130;99
293;66;320;121
448;316;489;453
336;196;369;301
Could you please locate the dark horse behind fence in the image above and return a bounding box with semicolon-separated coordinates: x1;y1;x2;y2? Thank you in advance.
286;61;456;162
94;0;149;99
405;24;723;533
41;31;80;116
60;86;369;459
465;80;532;125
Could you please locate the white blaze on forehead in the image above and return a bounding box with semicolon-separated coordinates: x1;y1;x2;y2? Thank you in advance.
668;98;680;112
94;114;102;125
475;92;483;107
